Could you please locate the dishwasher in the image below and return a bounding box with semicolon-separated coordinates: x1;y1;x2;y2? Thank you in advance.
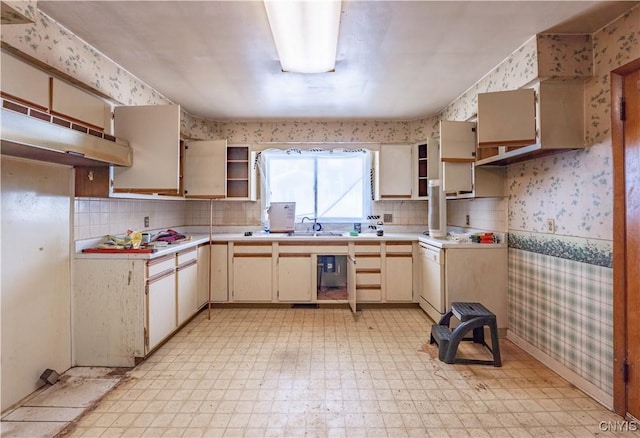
419;242;445;323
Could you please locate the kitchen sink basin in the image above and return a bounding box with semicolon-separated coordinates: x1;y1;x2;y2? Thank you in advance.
286;231;345;237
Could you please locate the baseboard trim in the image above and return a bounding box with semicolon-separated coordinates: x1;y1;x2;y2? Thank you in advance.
507;331;613;410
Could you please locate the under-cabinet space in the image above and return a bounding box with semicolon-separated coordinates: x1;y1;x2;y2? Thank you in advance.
317;254;348;301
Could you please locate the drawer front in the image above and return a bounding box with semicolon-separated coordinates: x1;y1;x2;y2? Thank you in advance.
356;255;381;269
233;242;273;255
177;247;197;265
385;241;413;254
356;272;381;286
357;288;382;301
147;254;175;278
354;243;381;254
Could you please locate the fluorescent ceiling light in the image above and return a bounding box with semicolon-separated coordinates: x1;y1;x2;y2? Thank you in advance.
264;0;341;74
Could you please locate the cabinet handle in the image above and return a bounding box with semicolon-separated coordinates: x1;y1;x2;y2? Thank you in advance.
177;260;197;270
147;269;174;284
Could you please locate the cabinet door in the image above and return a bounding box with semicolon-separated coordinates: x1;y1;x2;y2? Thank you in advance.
197;244;210;307
440;121;476;160
184;140;227;198
211;243;229;302
385;254;413;302
278;255;313;302
147;270;177;351
232;256;272;302
177;261;198;325
1;52;49;109
113;105;180;194
442;162;473;195
477;88;536;148
348;255;357;313
377;144;412;199
51;78;108;130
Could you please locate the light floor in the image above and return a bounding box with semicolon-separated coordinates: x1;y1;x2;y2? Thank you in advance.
43;308;640;436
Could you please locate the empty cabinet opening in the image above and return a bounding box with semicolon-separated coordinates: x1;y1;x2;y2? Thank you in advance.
317;255;347;300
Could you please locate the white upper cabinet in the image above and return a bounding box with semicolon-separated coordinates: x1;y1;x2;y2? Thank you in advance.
184;139;227;199
0;52;49;109
440;121;476;196
476;81;585;165
376;143;413;200
442;162;473;195
113;105;181;195
51;78;109;130
477;88;536;148
440;120;476;161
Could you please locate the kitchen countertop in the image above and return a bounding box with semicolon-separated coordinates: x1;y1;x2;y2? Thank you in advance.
75;234;211;259
210;231;507;248
75;230;506;259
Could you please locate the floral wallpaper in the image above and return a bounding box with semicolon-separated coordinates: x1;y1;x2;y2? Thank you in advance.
4;1;640;402
1;2;172;110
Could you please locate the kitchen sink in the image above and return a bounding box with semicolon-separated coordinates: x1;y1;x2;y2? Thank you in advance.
285;231;345;237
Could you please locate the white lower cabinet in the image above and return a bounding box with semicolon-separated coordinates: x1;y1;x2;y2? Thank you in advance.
232;256;273;301
384;242;414;302
385;254;414;302
177;260;198;326
74;245;203;367
354;243;382;302
211;243;229;302
277;255;313;302
147;270;177;351
197;244;210;307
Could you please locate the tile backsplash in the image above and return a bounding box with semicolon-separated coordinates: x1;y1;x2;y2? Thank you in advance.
74;198;185;240
446;198;508;232
75;198;430;239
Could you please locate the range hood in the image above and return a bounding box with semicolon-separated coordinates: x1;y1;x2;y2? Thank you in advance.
1;99;132;167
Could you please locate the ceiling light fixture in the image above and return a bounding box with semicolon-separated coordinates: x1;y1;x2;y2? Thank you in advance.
264;0;341;74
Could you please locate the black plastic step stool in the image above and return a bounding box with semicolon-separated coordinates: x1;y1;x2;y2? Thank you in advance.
429;302;502;367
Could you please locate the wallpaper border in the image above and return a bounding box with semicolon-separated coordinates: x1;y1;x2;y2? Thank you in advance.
508;231;612;268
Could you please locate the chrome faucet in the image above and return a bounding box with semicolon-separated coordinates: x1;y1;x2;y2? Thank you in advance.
301;216;322;232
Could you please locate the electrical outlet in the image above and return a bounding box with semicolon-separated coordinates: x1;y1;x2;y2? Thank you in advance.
465;214;470;226
383;213;393;223
144;216;150;228
546;218;555;233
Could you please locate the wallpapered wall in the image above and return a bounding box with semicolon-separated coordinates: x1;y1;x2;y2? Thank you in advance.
3;1;436;238
4;1;640;403
399;5;637;404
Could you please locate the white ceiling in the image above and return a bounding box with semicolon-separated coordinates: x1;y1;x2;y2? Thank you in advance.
38;1;637;121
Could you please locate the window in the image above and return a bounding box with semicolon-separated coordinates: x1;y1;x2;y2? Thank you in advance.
259;148;372;223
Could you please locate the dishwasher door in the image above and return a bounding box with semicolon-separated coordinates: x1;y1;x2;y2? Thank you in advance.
419;243;445;322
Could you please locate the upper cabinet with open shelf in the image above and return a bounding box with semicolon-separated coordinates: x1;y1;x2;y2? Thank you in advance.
476;80;585;166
